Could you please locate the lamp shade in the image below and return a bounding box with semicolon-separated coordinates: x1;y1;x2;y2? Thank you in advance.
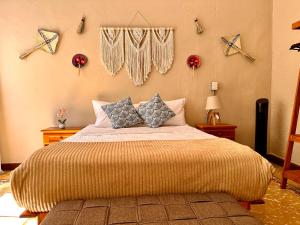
205;95;221;110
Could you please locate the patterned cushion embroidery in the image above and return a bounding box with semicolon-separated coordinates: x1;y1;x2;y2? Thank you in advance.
137;94;176;128
101;97;143;129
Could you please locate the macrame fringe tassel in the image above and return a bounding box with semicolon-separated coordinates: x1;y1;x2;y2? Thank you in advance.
100;28;124;75
125;29;152;86
152;28;174;74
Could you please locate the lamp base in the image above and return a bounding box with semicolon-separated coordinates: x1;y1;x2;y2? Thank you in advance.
206;110;221;125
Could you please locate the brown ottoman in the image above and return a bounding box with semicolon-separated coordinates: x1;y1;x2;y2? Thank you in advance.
41;193;262;225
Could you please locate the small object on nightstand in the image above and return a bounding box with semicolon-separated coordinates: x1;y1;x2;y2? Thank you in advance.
56;108;67;129
41;127;82;146
205;95;222;125
196;123;237;140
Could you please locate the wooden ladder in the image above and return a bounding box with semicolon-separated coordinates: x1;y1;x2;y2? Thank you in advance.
281;71;300;188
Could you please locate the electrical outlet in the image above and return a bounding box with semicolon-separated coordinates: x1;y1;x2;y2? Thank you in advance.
211;81;218;91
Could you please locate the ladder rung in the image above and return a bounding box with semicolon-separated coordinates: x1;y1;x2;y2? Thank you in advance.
283;170;300;183
289;134;300;142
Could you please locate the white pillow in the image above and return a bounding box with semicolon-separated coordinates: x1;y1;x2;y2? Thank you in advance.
140;98;186;126
163;98;186;126
92;100;112;128
92;100;141;128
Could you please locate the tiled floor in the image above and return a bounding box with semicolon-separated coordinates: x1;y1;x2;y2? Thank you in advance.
0;172;36;225
0;165;300;225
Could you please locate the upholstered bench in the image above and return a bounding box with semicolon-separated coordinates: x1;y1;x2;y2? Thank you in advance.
41;193;262;225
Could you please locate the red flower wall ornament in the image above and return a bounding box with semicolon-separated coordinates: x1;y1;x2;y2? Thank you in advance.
72;54;88;75
187;55;201;76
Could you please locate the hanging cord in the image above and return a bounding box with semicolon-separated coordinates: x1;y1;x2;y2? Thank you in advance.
100;11;173;30
127;11;152;27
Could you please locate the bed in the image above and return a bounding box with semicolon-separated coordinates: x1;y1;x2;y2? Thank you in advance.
11;124;273;212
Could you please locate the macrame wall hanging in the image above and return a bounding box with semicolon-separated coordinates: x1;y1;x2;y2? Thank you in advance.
100;28;125;75
99;11;174;86
152;28;174;74
100;27;174;86
125;28;151;86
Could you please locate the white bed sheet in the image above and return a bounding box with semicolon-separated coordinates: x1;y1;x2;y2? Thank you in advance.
65;125;215;142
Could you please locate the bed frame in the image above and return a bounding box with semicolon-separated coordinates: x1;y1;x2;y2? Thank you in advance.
20;210;47;224
20;201;251;225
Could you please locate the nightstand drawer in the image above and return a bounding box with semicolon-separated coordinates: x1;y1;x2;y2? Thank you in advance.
195;123;237;141
206;130;235;137
46;134;72;143
41;127;82;146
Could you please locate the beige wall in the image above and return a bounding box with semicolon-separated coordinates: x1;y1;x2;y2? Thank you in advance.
0;0;272;163
270;0;300;164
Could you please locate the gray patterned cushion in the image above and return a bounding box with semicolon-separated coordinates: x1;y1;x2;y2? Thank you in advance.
137;94;176;128
101;97;143;129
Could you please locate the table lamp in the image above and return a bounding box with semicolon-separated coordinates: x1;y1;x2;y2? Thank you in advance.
205;95;222;125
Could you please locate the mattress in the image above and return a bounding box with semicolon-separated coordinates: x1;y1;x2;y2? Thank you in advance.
11;125;273;212
65;124;215;142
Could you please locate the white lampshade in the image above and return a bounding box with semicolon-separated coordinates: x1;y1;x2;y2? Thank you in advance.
205;95;222;110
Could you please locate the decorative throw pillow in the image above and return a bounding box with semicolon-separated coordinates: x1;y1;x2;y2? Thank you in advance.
140;98;186;126
137;94;176;128
92;100;141;128
101;97;143;129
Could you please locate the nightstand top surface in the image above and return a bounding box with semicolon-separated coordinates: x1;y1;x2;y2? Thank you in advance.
196;123;237;129
41;127;84;132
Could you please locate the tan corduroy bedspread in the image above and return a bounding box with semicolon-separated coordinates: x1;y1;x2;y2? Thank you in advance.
11;139;273;212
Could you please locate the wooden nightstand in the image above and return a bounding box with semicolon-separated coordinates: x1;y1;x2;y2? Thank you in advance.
41;127;82;146
195;123;237;140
